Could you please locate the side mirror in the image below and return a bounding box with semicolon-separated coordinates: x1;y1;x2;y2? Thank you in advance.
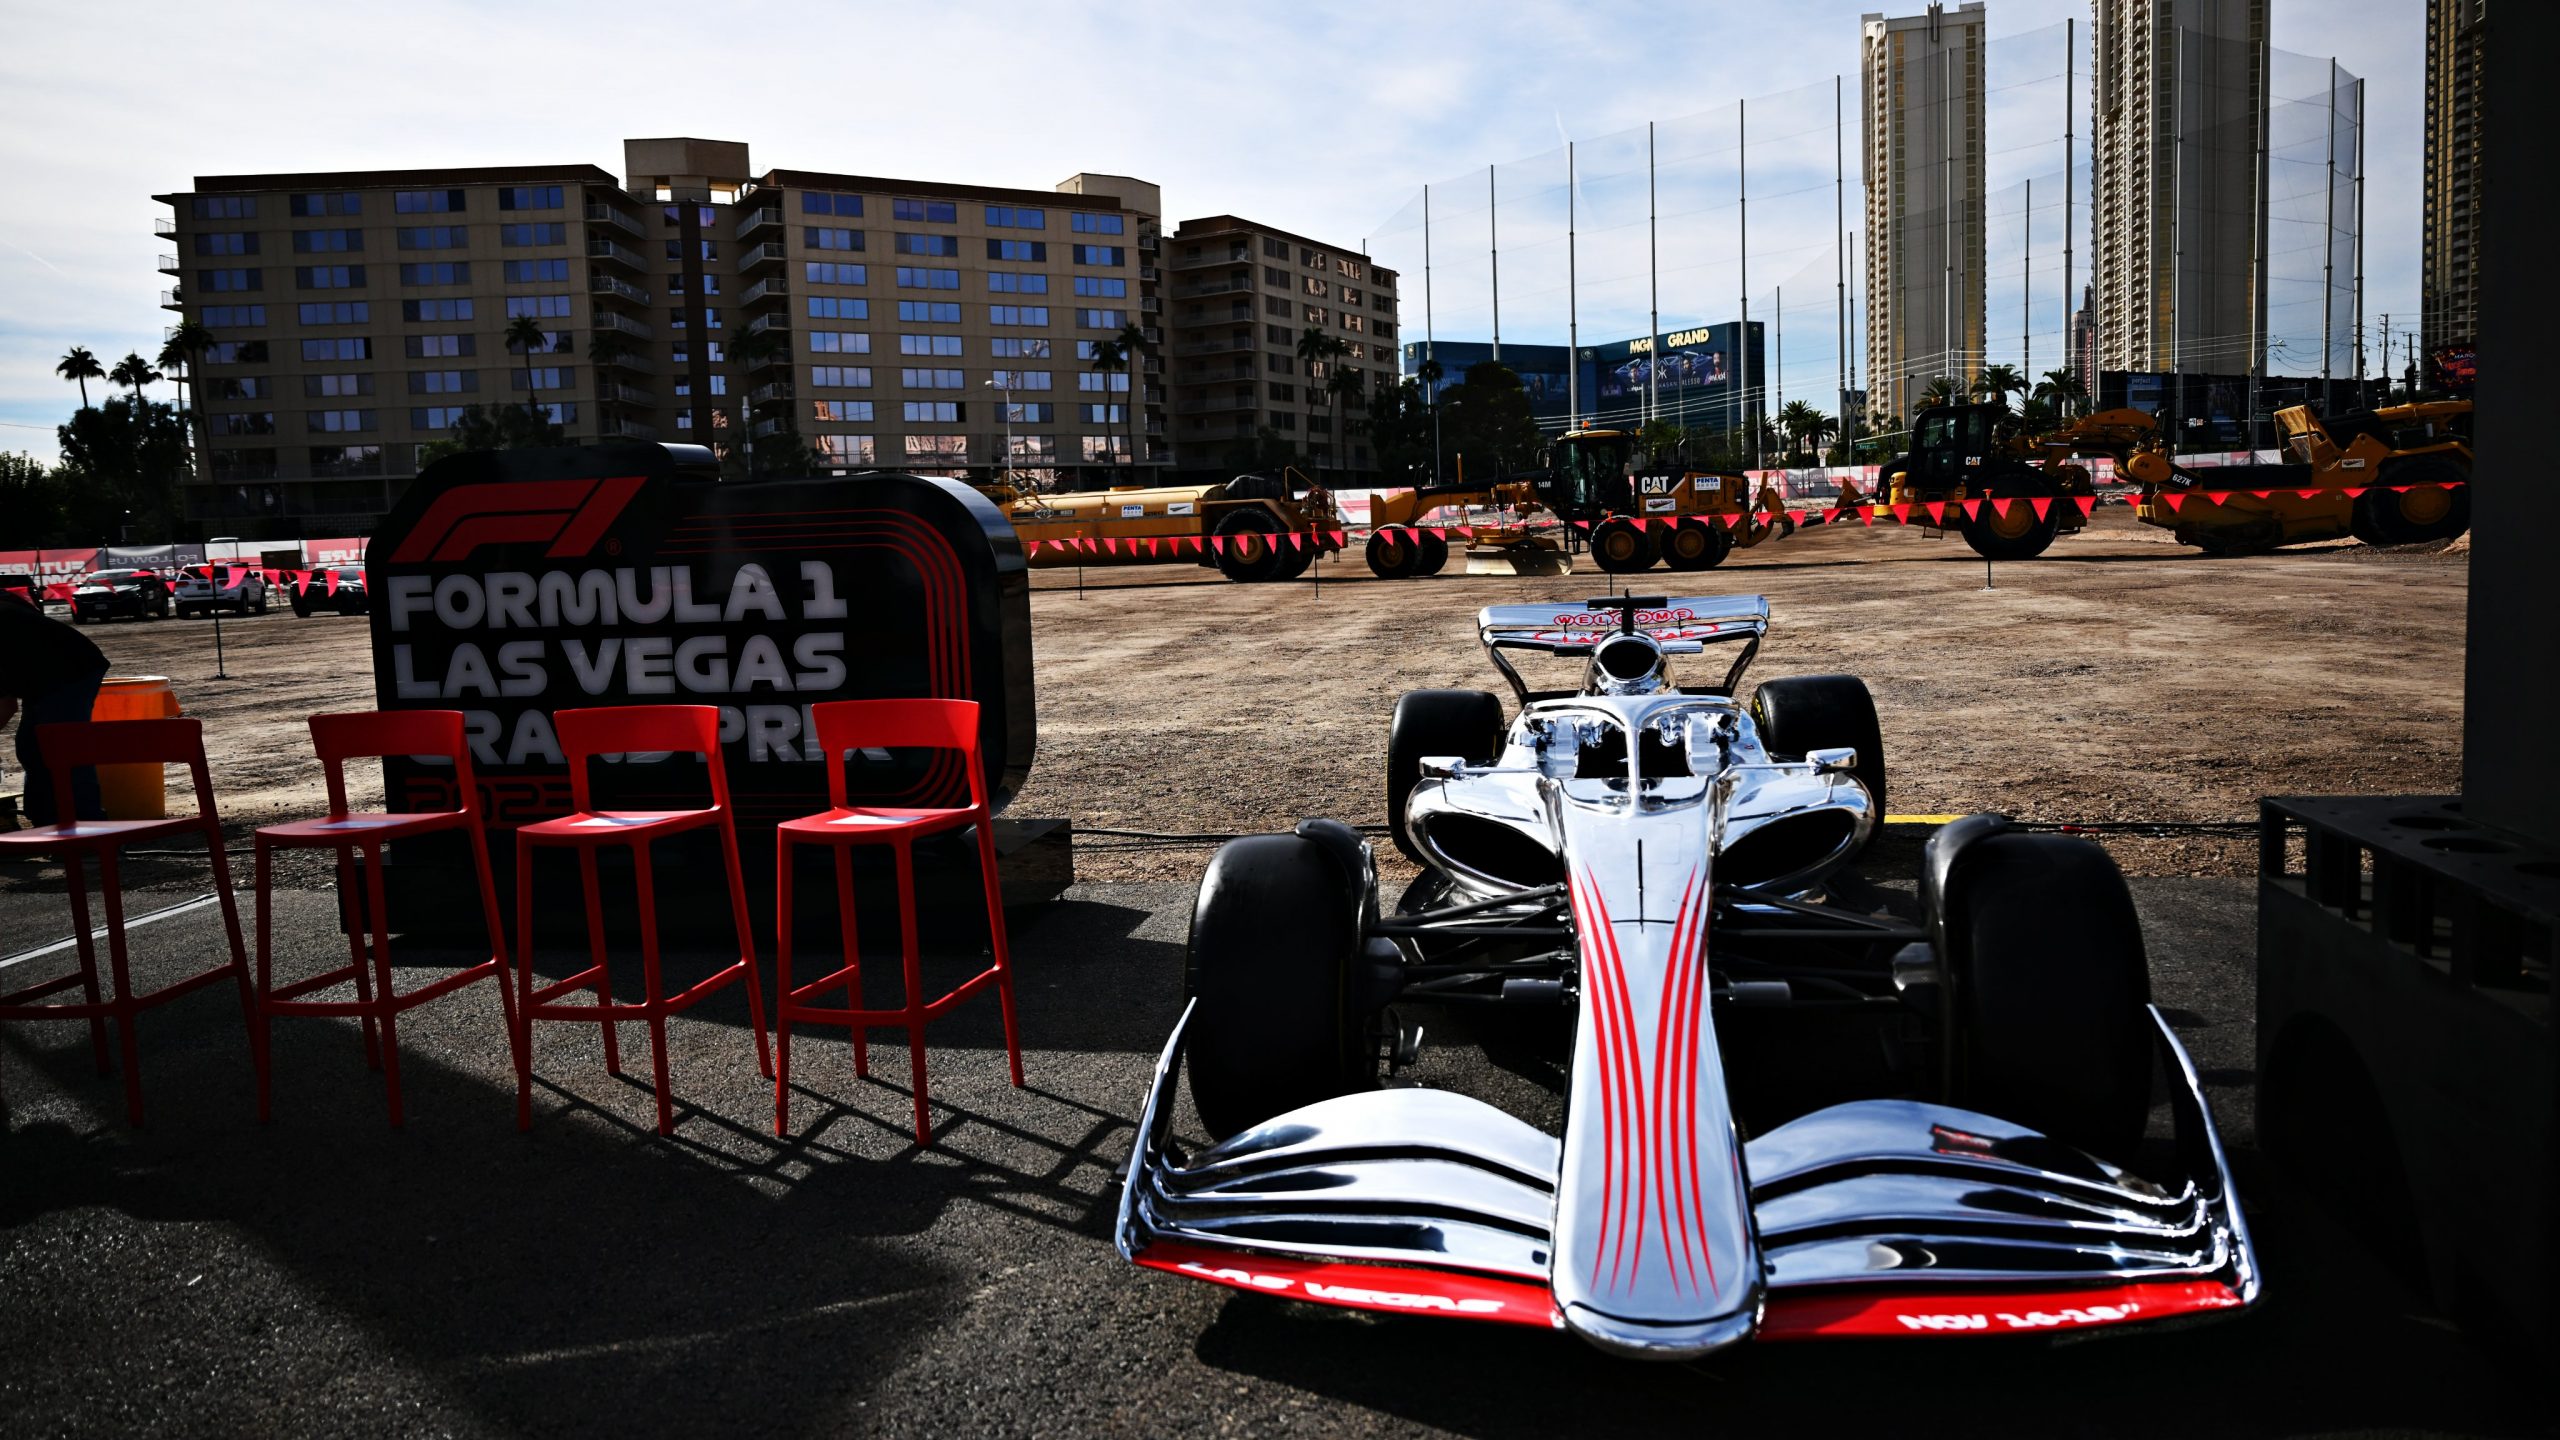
1807;746;1858;775
1419;756;1464;779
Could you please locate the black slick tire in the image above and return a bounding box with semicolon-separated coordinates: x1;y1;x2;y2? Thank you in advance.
1185;832;1374;1141
1386;688;1505;863
1749;674;1887;827
1941;833;2154;1160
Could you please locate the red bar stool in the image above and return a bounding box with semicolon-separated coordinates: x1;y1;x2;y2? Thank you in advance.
514;704;770;1136
249;710;518;1126
0;718;252;1127
774;698;1022;1145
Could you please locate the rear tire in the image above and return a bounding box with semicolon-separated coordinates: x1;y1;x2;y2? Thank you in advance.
2359;457;2471;545
1663;519;1732;571
1186;833;1375;1141
1366;525;1422;579
1960;494;2061;560
1413;528;1450;576
1942;833;2154;1160
1591;518;1658;573
1213;507;1288;582
1749;674;1887;827
1387;689;1506;864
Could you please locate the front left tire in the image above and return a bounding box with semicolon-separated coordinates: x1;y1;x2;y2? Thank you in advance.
1386;688;1507;863
1185;832;1376;1141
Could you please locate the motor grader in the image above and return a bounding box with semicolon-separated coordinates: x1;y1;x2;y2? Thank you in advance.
2130;399;2472;553
1854;402;2106;560
977;469;1343;582
1360;475;1564;579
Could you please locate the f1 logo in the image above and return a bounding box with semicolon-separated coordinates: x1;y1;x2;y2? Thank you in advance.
386;475;646;564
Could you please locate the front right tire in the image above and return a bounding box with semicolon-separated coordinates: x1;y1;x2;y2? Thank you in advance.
1185;832;1375;1141
1386;688;1506;863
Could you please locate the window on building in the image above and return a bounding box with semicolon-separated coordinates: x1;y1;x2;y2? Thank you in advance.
815;433;876;464
904;434;968;460
503;294;574;318
394;189;466;213
401;298;474;322
1264;297;1290;317
396;226;467;249
1010;434;1058;459
805;261;868;285
297;301;370;325
989;337;1052;358
802;191;866;216
1342;314;1366;333
193;232;257;256
1269;382;1295;402
902;401;960;422
1071;244;1124;266
1304;305;1329;325
192;196;256;219
204;340;270;364
1082;434;1129;461
1078;372;1130;392
1074;276;1127;298
303;373;375;398
894;266;960;289
898;334;964;356
990;369;1051;390
510;367;570;390
987;272;1048;294
987;239;1046;262
986;205;1046;229
806;227;864;251
306;409;375;433
1004;402;1055;424
294;265;363;289
497;185;564;210
201;305;265;328
896;300;960;322
213;411;276;434
404;334;474;359
1266;325;1293;345
411;406;471;430
499;259;564;283
900;368;965;389
988;305;1049;326
809;296;871;320
288;193;360;217
499;223;566;246
1069;212;1125;235
893;198;958;223
198;268;262;292
1272;411;1297;430
1075;308;1124;329
1340;287;1363;306
807;332;873;354
808;365;873;387
1337;258;1363;279
811;399;875;422
402;262;472;285
894;233;960;257
1262;238;1288;259
405;370;475;394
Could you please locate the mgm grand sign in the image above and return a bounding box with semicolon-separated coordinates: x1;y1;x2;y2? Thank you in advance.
364;443;1039;923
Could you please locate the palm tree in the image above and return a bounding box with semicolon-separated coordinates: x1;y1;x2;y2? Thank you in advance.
1086;335;1130;473
1972;363;2026;408
109;352;160;407
1324;365;1367;477
1114;319;1152;469
1293;325;1351;478
504;315;571;428
2032;367;2089;419
57;346;105;409
1777;400;1823;463
1917;374;1963;412
158;321;212;484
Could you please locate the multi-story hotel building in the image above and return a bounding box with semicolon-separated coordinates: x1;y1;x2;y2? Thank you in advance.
1860;2;1988;425
2423;0;2486;354
1161;217;1398;475
155;137;1176;533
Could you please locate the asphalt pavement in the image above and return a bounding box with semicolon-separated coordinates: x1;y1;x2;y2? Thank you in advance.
0;850;2543;1438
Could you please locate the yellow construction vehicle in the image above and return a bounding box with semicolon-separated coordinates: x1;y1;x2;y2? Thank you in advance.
1360;476;1566;578
1542;429;1792;574
2132;399;2471;553
1856;402;2106;559
978;470;1344;582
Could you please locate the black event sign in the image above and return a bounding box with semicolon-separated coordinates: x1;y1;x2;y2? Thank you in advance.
367;443;1032;835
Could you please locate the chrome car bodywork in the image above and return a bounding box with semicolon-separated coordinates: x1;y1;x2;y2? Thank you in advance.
1121;594;2259;1357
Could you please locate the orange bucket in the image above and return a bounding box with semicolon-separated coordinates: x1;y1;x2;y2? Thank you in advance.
90;676;182;819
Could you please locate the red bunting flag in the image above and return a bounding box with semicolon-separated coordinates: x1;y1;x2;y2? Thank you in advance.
2159;493;2185;513
1859;505;1879;527
2389;485;2414;494
2294;489;2321;501
324;569;341;597
1958;499;1981;522
2342;487;2366;499
1329;530;1347;547
1921;501;1945;526
1427;526;1447;541
1209;535;1227;554
2030;496;2053;521
1890;503;1913;525
2073;496;2098;517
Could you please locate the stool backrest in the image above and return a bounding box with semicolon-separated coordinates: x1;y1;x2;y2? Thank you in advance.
807;699;985;810
550;705;729;813
306;710;478;820
36;717;219;826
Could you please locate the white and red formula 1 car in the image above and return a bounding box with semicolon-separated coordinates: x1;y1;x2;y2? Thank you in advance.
1120;594;2258;1357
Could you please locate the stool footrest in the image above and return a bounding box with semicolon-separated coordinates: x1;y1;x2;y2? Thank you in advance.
0;972;89;1007
526;959;751;1021
780;963;1001;1027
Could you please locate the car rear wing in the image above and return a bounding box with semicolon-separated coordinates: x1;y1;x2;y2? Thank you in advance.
1477;595;1769;700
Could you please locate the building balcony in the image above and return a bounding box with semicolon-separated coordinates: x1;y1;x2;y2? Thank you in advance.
751;416;790;440
161;289;183;311
1139;264;1159;282
601;418;659;440
603;381;653;407
740;240;787;271
584;202;645;238
154;216;176;237
1142;325;1160;344
1185;390;1258;414
743;311;791;338
589;273;651;306
1139;233;1159;253
1180;421;1260;444
586;236;647;271
1176;333;1251;357
735;207;782;241
1173;275;1252;299
158;253;180;275
749;380;794;406
593;346;653;373
1173;246;1253;270
593;311;654;340
745;345;789;371
1139;296;1161;314
740;275;790;307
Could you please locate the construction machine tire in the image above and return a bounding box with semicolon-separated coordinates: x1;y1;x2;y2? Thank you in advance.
1274;531;1318;580
1366;525;1424;579
1663;518;1732;571
1750;673;1887;841
1414;528;1451;576
1959;494;2062;561
2359;458;2471;545
1591;518;1659;574
1213;507;1290;582
1386;688;1506;864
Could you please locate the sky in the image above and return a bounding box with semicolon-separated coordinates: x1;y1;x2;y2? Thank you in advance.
0;0;2422;464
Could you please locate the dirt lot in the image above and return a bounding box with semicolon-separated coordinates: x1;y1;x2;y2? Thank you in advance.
27;506;2466;883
